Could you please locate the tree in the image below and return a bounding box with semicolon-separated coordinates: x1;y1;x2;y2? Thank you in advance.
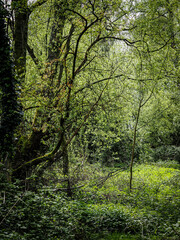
3;0;179;186
0;0;21;180
132;0;180;160
1;0;139;182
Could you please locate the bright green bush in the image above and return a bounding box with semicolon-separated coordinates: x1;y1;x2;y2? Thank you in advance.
74;163;180;239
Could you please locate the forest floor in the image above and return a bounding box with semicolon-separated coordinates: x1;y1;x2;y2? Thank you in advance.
0;161;180;240
67;160;180;240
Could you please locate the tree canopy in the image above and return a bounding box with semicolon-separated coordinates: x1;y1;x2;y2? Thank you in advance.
0;0;179;183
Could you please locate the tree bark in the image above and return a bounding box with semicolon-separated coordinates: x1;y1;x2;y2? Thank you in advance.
0;1;21;181
129;99;142;191
13;0;29;80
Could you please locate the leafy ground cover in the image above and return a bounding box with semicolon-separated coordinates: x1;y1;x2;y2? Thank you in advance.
0;161;180;239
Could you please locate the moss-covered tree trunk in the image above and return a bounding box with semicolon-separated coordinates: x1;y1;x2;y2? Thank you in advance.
13;0;29;80
12;0;67;181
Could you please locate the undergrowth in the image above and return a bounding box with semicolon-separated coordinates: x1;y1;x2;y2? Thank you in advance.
0;161;180;239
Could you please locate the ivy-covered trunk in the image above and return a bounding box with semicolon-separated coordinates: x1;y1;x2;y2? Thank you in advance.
0;1;21;181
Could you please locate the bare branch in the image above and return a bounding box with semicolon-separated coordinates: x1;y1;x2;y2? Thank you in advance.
66;9;88;27
74;36;139;77
75;75;124;94
74;32;101;76
72;18;99;79
26;44;39;66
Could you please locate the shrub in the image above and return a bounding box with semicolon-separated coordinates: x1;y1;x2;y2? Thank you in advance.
151;145;180;163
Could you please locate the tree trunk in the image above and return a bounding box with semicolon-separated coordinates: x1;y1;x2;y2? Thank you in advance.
0;1;21;181
129;99;142;191
13;0;29;80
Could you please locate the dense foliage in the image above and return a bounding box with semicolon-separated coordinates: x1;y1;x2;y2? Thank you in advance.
0;0;180;239
0;162;180;239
